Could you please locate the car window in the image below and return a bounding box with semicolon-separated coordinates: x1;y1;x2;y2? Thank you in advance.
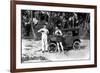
67;31;72;36
73;30;79;36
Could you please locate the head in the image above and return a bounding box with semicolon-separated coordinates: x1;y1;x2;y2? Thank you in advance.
55;27;58;30
43;25;46;28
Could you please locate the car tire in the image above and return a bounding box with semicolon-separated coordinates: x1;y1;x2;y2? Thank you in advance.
48;43;57;53
73;41;80;50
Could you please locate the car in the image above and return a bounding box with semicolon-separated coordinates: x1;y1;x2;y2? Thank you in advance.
48;27;81;52
62;28;81;50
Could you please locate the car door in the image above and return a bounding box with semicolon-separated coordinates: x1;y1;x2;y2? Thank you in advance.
64;31;73;47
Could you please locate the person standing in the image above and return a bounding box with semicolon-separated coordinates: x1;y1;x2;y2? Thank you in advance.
55;27;64;52
38;25;49;53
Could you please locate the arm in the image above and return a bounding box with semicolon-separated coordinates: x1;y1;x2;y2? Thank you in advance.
47;29;49;34
59;30;63;35
38;28;42;33
55;30;62;35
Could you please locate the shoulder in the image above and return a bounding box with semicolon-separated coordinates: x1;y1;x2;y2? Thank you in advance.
56;29;61;32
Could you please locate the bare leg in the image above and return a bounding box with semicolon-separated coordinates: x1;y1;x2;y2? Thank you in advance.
57;42;60;52
60;42;64;52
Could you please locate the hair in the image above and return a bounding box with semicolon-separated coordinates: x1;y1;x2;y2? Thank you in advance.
43;25;46;28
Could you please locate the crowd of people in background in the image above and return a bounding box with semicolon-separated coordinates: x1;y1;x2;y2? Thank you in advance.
21;10;90;40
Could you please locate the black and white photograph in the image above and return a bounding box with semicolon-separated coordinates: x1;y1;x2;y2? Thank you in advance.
21;9;90;63
12;2;97;72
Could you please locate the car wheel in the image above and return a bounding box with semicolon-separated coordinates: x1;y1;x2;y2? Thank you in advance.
73;41;80;50
48;43;57;53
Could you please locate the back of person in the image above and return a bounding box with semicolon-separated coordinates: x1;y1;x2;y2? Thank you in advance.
55;28;63;42
54;27;64;52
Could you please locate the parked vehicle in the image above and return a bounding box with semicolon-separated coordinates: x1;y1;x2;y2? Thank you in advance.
48;28;81;52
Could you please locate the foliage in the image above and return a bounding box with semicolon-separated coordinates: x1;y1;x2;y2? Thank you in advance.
21;10;90;40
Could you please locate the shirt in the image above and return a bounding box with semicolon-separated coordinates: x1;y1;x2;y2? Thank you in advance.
38;28;49;37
